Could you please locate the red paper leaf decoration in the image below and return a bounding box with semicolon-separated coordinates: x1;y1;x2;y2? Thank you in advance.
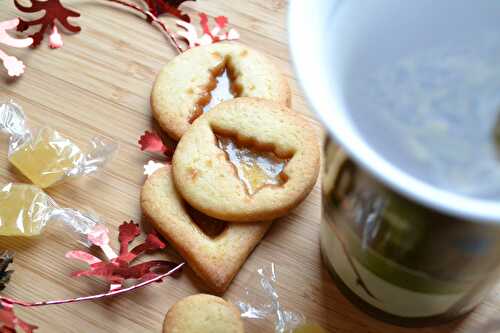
67;221;175;289
199;12;211;35
14;0;81;48
199;13;229;41
143;0;195;22
214;16;228;29
0;18;33;77
118;221;141;255
176;12;240;51
0;300;37;333
139;131;176;176
138;131;172;156
141;233;166;252
130;232;166;257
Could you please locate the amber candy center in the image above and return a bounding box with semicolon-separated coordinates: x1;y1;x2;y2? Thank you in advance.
216;135;289;195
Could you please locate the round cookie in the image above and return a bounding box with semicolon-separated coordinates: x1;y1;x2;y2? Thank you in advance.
151;41;291;141
172;97;320;222
163;294;244;333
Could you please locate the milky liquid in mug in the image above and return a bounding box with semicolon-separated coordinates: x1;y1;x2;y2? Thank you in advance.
331;0;500;199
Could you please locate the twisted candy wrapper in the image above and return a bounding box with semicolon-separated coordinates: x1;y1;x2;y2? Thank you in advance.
0;101;117;188
0;182;102;237
236;263;306;333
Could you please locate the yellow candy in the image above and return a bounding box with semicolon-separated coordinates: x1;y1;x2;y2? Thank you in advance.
216;136;288;195
9;128;84;188
293;323;327;333
0;183;51;236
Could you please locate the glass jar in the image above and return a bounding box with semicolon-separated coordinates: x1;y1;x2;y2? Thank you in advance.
321;138;500;325
289;0;500;325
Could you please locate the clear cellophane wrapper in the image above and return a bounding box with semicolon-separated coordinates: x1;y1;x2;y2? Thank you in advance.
0;101;117;188
0;182;102;238
234;263;307;333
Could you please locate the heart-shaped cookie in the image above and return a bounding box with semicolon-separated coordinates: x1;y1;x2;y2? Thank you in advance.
141;166;271;293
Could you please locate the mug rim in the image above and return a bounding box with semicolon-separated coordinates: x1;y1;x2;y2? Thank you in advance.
288;0;500;224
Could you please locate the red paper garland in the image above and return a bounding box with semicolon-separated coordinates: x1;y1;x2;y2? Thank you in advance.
5;0;239;76
0;222;185;332
0;263;184;332
12;0;196;53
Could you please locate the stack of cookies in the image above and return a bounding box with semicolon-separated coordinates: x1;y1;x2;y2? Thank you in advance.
141;42;320;293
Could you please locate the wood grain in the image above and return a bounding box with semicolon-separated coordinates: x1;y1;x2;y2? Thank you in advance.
0;0;497;332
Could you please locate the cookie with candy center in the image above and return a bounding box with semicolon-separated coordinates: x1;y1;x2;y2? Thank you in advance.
172;97;320;222
151;42;291;141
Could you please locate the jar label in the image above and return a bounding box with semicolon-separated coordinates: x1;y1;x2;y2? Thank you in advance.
321;221;467;318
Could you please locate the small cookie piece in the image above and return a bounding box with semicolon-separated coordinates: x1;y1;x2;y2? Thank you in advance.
141;166;271;292
163;294;244;333
151;42;291;140
172;97;320;222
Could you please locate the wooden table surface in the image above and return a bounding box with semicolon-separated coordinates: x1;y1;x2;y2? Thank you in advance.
0;0;499;332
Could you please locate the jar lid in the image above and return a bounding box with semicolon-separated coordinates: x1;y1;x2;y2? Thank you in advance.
289;0;500;223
